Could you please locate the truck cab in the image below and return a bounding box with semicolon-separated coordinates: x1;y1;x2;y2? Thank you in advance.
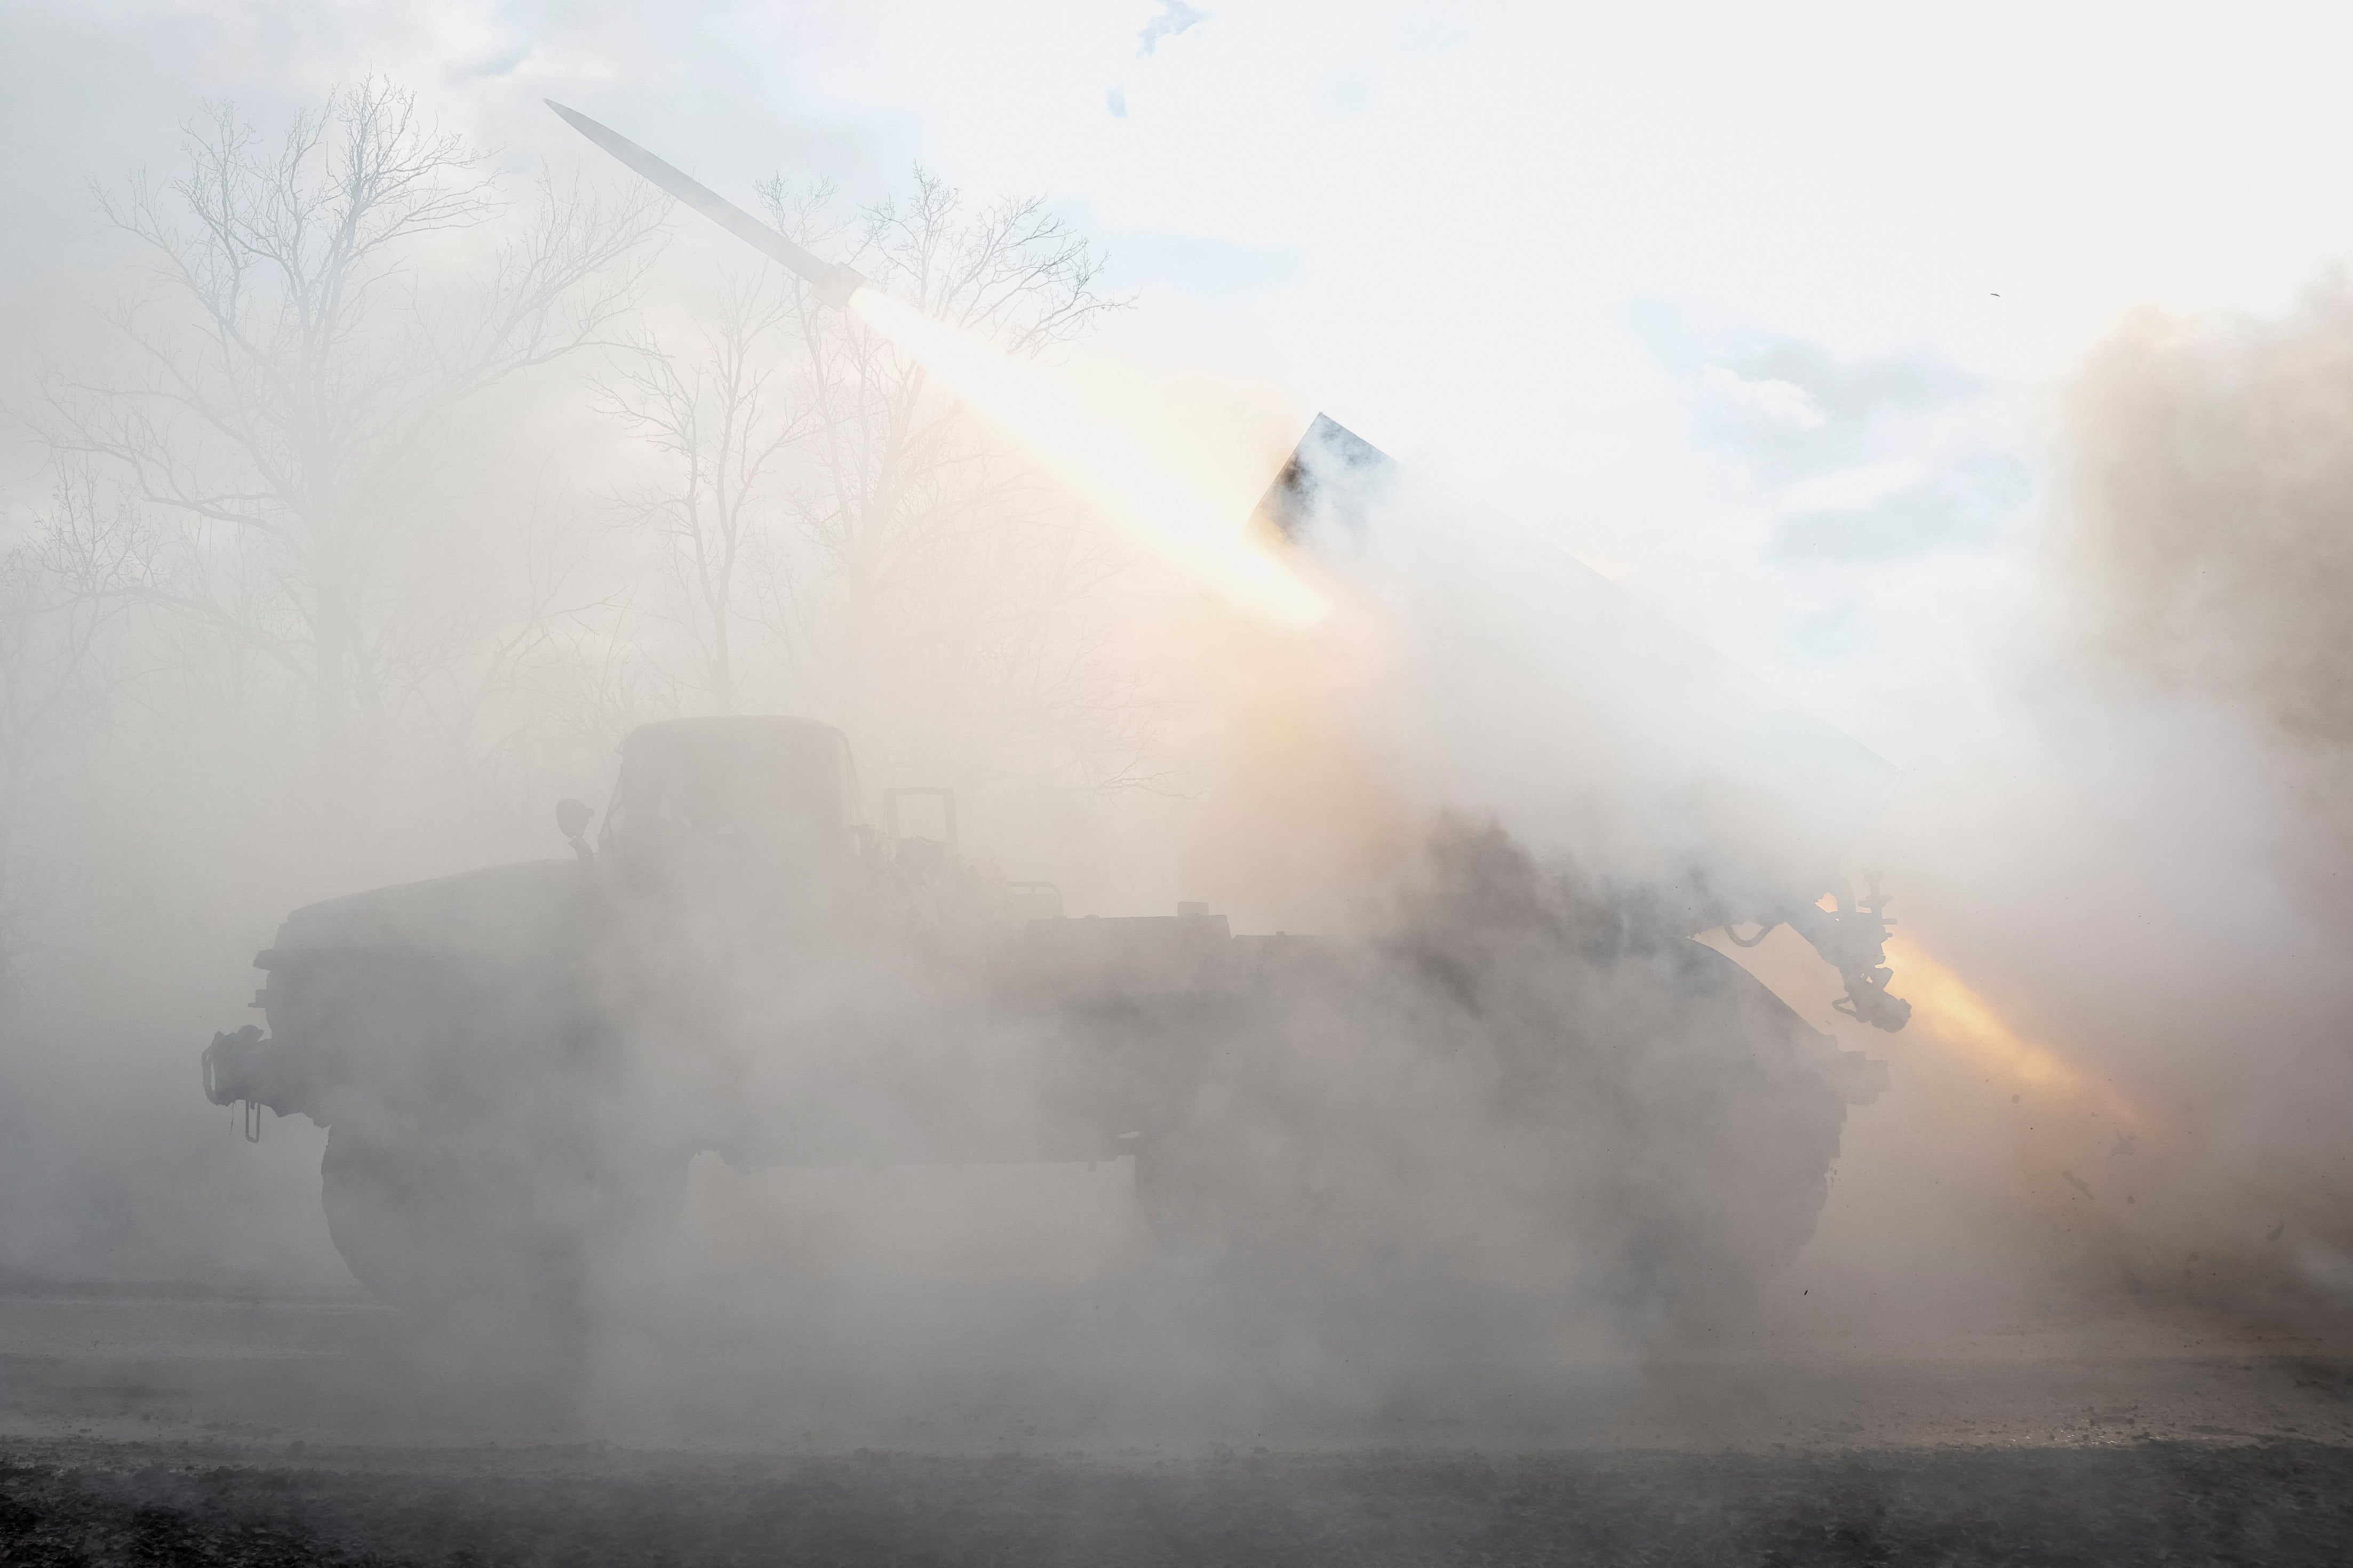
590;716;864;943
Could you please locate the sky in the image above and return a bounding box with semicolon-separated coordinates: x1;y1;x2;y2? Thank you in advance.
14;0;2353;777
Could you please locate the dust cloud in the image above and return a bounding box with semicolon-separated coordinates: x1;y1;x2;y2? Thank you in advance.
2028;277;2353;1306
0;69;2345;1459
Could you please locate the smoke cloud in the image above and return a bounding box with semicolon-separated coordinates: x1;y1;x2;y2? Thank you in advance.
2029;277;2353;1306
2067;280;2353;891
3;34;2351;1463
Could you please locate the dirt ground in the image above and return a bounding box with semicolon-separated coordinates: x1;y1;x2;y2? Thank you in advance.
6;1435;2353;1566
2;1265;2349;1566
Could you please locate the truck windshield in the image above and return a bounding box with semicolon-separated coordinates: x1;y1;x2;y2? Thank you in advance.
609;722;854;849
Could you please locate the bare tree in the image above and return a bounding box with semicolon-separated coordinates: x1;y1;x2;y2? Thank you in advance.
0;470;152;1004
751;170;1143;788
38;79;665;812
595;273;809;714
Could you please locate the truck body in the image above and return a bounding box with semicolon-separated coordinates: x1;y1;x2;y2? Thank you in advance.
200;420;1904;1325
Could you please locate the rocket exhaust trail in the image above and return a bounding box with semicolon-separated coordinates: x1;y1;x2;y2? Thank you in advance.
545;100;868;308
546;99;1329;626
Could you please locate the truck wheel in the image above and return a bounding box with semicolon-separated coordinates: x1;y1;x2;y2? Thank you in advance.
1129;938;1864;1335
320;1122;685;1324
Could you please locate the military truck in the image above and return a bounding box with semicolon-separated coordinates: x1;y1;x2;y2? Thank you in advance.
201;710;1901;1326
200;419;1909;1327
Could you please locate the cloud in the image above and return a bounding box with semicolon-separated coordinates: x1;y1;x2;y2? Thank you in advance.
1394;6;1477;57
1321;69;1377;117
1622;303;2023;574
1695;341;1981;487
1725;337;1979;426
1137;0;1208;58
1090;223;1304;300
1766;454;2032;565
1629;302;1988;485
1702;366;1825;429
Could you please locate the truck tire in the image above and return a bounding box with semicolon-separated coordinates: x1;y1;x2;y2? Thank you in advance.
1129;937;1866;1337
320;1121;687;1324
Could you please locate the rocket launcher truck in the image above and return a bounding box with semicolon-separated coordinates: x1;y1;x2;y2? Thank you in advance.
201;419;1906;1325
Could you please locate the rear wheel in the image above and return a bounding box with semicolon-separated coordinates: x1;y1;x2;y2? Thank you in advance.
1129;937;1866;1339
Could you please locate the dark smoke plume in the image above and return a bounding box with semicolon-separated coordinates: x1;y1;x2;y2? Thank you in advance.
2053;274;2353;1307
2067;276;2353;753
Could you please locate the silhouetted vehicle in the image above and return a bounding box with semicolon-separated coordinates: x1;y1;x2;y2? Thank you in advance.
200;419;1909;1331
201;714;1893;1329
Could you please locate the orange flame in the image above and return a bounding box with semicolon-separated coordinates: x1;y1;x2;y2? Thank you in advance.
1887;933;2145;1130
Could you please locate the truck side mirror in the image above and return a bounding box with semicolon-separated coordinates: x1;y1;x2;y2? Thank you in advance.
881;787;959;847
555;797;595;844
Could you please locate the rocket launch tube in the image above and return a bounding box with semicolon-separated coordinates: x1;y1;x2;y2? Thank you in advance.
545;100;868;309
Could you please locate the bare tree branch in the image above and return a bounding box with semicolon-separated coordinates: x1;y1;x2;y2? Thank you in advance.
0;469;155;1002
30;78;665;815
734;166;1149;794
595;270;809;714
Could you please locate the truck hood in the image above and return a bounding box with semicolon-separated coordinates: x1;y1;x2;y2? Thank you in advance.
270;859;596;965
